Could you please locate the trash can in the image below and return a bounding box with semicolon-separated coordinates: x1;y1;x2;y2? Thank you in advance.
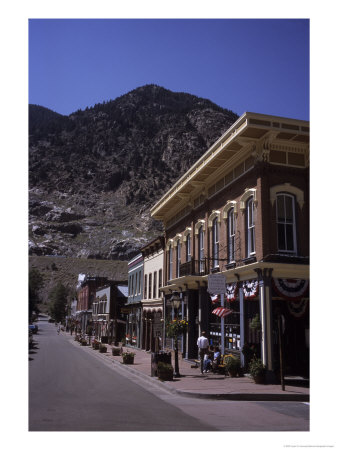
151;351;172;377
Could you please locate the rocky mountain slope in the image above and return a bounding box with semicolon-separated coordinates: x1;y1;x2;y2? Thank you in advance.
29;84;238;260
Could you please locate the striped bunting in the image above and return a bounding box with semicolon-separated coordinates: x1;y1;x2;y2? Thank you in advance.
212;307;232;318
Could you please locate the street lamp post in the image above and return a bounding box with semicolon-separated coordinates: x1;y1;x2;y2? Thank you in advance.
170;291;181;378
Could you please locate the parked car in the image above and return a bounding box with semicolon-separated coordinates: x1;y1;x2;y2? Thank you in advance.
29;324;38;334
48;318;55;323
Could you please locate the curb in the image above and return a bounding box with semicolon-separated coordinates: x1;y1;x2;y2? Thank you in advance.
66;335;309;402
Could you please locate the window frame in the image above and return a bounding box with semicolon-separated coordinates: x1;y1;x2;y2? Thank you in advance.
186;233;191;262
198;226;204;273
246;197;256;257
212;217;219;268
153;271;157;298
176;240;181;278
276;192;297;254
228;207;235;263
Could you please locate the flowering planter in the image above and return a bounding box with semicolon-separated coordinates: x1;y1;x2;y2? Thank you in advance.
122;355;134;365
92;342;100;350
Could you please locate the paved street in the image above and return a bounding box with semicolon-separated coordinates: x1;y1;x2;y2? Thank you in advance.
29;319;309;432
29;319;214;431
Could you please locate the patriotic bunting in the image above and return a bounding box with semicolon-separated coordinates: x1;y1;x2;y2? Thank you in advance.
287;299;309;318
272;278;309;301
212;307;232;318
210;294;220;304
243;279;259;299
225;282;238;302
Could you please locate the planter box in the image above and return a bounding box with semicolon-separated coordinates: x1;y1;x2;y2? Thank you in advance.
158;371;173;381
122;355;134;364
112;347;121;356
99;345;107;353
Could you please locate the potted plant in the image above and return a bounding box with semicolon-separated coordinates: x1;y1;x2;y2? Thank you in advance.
112;346;122;356
92;339;100;350
249;357;266;384
122;351;135;364
157;362;174;381
80;338;87;346
224;355;241;377
99;343;107;353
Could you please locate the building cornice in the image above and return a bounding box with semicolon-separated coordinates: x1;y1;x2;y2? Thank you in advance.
150;112;309;221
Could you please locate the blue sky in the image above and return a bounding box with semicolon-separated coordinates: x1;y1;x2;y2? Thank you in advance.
29;19;309;120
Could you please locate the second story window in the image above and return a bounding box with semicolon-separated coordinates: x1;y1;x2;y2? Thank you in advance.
246;197;256;257
148;273;152;299
168;245;173;280
153;271;157;298
144;274;147;299
134;273;138;296
276;193;297;253
228;208;235;263
186;233;191;262
159;269;162;291
138;270;141;294
176;240;181;278
212;217;219;268
198;226;204;272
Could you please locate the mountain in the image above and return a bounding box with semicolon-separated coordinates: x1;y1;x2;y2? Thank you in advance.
29;84;239;260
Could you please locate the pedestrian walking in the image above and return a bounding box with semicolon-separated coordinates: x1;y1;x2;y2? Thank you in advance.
57;325;61;335
197;331;209;373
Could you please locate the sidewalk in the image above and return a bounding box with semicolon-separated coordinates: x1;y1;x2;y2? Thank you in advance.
67;334;309;401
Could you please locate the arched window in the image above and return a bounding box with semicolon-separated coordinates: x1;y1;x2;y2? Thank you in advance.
276;193;297;253
176;240;181;278
228;207;235;263
186;233;191;262
198;226;204;273
246;197;255;257
212;217;219;268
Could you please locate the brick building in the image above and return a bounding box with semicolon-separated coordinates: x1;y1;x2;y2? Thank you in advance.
76;275;108;334
151;112;309;379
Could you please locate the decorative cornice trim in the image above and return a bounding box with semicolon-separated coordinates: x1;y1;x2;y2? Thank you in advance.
223;201;237;218
240;188;257;210
194;219;206;235
208;210;221;227
182;227;192;241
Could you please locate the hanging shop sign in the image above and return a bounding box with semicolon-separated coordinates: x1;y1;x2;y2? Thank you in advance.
272;278;309;301
225;282;238;302
208;273;226;295
243;279;259;299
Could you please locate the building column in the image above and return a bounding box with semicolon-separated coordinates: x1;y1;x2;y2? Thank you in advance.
238;281;246;367
256;268;274;381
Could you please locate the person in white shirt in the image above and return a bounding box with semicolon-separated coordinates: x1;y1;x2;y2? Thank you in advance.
197;331;209;373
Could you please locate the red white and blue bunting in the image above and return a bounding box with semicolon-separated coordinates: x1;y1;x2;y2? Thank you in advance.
287;299;309;318
243;279;259;299
272;278;309;301
225;282;238;302
212;307;232;318
210;294;220;305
